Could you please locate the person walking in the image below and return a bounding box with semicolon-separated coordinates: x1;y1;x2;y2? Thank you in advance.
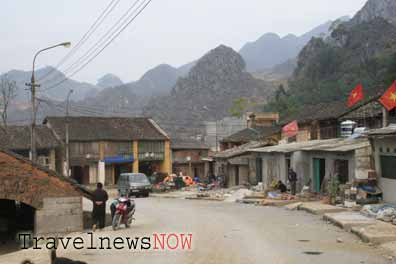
288;168;298;195
92;182;108;231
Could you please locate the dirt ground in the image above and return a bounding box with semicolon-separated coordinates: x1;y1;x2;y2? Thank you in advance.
0;197;394;264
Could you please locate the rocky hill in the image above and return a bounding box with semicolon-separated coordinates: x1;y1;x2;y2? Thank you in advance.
80;64;184;116
266;0;396;117
96;73;123;89
143;45;275;136
350;0;396;27
239;18;349;73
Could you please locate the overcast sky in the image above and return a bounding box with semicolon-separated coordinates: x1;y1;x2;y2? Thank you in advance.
0;0;367;84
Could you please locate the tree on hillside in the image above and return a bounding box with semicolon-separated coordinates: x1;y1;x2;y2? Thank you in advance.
229;98;248;118
0;75;17;131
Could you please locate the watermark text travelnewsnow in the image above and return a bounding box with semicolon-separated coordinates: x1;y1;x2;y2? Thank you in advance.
18;233;193;251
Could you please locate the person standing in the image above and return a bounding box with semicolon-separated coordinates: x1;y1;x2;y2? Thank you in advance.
288;168;298;195
92;182;108;231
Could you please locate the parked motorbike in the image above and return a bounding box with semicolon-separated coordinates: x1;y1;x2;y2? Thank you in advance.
111;197;135;231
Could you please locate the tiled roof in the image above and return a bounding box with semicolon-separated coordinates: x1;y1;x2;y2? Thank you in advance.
0;125;59;150
44;116;169;141
0;149;93;208
221;126;281;143
283;87;386;125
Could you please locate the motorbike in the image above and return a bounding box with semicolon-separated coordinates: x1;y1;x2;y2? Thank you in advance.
111;197;135;230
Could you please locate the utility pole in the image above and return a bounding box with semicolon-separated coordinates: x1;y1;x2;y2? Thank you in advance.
25;79;40;162
383;107;389;128
215;121;218;152
26;42;71;163
65;89;73;177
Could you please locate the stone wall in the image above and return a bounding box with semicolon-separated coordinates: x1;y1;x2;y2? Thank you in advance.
35;196;83;235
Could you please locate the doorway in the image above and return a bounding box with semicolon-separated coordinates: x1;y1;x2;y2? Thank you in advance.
313;158;326;193
335;160;349;184
0;200;35;253
71;166;89;184
235;166;240;186
256;157;263;183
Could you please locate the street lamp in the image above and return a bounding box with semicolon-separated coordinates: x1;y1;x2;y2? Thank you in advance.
186;156;192;177
26;42;71;162
65;89;73;177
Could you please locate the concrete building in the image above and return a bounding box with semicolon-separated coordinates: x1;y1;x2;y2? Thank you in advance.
214;139;277;187
250;138;372;193
171;138;211;181
44;117;171;186
367;125;396;203
0;149;89;238
0;125;60;171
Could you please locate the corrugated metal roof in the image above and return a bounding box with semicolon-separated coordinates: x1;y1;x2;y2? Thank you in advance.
367;124;396;136
214;140;273;159
250;138;370;153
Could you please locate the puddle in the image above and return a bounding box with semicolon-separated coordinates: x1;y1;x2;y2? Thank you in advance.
303;251;323;255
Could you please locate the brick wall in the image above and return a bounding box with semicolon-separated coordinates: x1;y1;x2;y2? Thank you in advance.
35;196;83;235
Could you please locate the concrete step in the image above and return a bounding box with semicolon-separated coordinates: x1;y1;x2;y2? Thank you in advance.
299;202;348;215
351;221;396;244
323;212;376;231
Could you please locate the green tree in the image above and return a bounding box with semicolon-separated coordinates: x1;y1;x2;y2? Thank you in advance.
229;98;248;118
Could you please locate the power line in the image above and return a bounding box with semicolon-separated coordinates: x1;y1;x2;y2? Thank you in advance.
53;0;143;79
38;0;121;82
40;0;151;91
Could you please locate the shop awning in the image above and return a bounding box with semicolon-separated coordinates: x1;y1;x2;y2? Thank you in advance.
103;155;134;164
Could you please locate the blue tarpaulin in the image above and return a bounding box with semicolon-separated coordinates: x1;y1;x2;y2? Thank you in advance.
103;155;134;164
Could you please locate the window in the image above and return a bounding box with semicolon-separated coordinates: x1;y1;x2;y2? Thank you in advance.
380;155;396;179
138;141;165;160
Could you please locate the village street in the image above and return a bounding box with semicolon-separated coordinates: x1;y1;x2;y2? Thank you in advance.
1;197;392;264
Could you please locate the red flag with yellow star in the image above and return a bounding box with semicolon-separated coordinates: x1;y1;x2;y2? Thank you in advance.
379;81;396;111
282;120;299;138
348;84;364;108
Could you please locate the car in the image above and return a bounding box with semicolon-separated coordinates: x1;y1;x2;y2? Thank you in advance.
117;173;152;197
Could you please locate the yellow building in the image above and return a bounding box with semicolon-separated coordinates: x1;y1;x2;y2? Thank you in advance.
44;116;171;186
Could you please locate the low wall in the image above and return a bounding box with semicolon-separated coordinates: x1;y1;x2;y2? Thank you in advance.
35;196;83;235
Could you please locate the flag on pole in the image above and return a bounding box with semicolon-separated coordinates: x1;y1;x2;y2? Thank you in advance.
282;120;299;138
379;81;396;111
348;84;364;108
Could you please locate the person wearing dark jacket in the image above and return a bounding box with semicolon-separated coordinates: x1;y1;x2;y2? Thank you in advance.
288;168;298;195
92;182;108;231
277;180;287;193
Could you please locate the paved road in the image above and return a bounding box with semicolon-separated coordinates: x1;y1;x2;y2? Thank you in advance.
1;197;393;264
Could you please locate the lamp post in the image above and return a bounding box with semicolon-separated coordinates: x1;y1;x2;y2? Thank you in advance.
65;89;73;177
26;42;71;162
186;156;192;177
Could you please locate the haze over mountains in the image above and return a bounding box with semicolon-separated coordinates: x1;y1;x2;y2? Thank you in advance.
143;45;275;136
239;16;350;73
267;0;396;117
3;0;389;137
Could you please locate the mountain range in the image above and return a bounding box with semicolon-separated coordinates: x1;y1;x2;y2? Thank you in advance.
142;45;275;136
239;16;350;73
3;0;389;138
266;0;396;117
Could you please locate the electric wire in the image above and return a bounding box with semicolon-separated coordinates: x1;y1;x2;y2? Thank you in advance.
38;0;121;82
40;0;152;92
